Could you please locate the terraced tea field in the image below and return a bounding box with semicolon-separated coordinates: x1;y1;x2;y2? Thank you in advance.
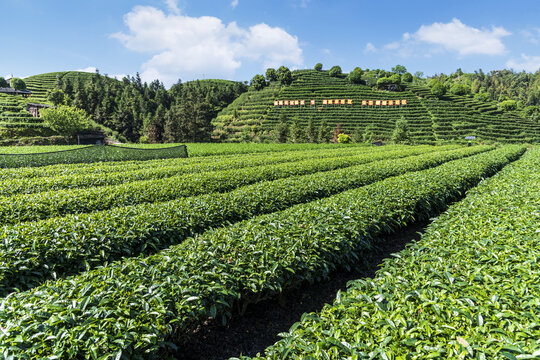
0;143;537;359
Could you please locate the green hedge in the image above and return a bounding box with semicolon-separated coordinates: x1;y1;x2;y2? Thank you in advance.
0;144;188;168
0;145;489;295
0;145;524;359
0;145;379;196
248;146;539;360
0;146;436;224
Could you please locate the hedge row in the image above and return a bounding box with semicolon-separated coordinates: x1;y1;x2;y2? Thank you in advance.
0;145;525;359
0;145;379;196
0;145;490;296
249;146;539;360
0;146;437;225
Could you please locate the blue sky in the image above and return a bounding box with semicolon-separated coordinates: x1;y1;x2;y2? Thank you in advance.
2;0;540;86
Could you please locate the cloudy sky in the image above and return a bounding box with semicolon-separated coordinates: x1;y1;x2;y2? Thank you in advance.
2;0;540;86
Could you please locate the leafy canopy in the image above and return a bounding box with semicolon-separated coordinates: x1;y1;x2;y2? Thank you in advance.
42;105;92;137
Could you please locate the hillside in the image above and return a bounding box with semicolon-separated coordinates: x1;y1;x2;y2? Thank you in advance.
213;70;540;143
24;71;116;103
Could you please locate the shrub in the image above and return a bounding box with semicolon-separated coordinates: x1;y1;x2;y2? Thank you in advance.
314;63;323;71
499;99;517;111
337;133;352;143
449;83;471;95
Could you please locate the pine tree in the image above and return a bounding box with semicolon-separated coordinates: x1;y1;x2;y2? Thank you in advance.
317;119;330;143
305;116;316;142
392;116;410;144
275;113;289;143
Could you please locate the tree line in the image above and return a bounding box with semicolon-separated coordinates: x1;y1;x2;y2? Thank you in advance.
48;72;247;142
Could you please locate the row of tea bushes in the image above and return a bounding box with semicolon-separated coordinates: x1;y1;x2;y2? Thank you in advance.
0;144;380;181
0;146;524;359
0;146;490;295
249;147;539;360
0;145;383;196
0;146;437;225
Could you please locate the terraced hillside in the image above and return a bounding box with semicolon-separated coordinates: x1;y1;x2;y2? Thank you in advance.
213;70;540;143
24;71;102;103
0;93;52;142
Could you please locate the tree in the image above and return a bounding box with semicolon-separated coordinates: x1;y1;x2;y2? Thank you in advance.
449;83;471;96
41;105;92;139
329;66;342;77
0;77;7;88
275;113;289;142
363;71;378;87
332;123;343;143
9;78;26;90
305;116;316;142
250;74;267;91
317;118;330;143
431;81;447;97
314;63;323;71
377;77;392;89
277;66;293;85
402;72;413;83
522;105;540;120
47;88;67;106
474;92;490;102
392;64;407;75
288;117;304;143
265;68;278;82
499;99;517;111
392;116;410;144
347;68;363;84
362;126;375;143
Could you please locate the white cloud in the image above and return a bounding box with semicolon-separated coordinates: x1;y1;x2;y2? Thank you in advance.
112;6;303;85
300;0;310;8
364;42;376;53
164;0;180;15
414;18;510;56
322;48;331;54
383;42;400;50
230;0;238;8
506;54;540;72
76;66;98;73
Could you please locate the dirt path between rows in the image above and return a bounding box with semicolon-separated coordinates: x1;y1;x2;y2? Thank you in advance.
172;221;429;360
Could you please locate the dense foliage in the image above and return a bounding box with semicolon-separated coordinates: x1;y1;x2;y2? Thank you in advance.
0;145;524;359
249;146;538;360
45;72;247;143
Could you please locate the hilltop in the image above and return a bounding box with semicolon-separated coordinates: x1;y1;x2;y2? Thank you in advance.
213;69;540;144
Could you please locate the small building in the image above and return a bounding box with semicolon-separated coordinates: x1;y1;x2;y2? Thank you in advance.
0;87;32;97
77;131;107;145
26;103;51;117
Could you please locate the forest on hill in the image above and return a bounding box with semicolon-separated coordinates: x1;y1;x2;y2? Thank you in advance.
25;72;248;143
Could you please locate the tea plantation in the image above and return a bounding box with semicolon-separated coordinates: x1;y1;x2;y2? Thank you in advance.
0;143;538;359
213;70;540;143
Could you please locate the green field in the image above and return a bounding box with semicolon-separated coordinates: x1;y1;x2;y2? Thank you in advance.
0;143;538;359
